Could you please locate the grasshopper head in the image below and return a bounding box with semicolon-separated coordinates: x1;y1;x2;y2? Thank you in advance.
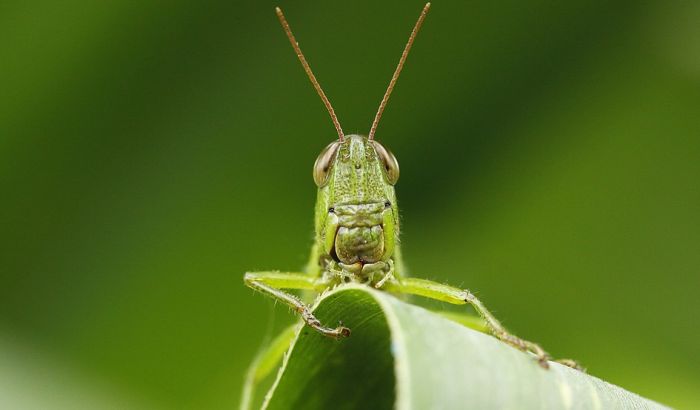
313;135;399;265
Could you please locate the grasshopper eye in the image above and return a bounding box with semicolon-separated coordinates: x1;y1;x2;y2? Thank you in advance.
372;141;400;184
313;141;340;186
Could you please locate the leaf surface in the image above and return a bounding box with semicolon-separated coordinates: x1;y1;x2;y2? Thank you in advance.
261;285;668;410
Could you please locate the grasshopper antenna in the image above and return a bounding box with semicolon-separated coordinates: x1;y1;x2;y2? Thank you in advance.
368;2;431;141
276;7;345;142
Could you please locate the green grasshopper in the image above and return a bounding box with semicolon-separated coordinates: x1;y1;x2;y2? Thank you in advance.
244;5;580;400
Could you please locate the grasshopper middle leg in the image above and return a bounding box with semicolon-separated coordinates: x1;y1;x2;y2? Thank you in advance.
244;271;350;338
385;277;581;370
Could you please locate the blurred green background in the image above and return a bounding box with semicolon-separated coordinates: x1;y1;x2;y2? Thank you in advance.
1;0;699;408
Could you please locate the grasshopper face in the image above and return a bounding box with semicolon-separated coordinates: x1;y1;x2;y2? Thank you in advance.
314;135;399;270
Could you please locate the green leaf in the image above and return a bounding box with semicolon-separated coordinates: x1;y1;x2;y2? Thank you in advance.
256;285;669;409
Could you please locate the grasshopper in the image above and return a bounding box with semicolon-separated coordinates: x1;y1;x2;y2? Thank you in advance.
244;5;580;397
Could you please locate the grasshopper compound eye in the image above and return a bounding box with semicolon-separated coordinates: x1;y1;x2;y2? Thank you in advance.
313;141;341;186
372;141;400;185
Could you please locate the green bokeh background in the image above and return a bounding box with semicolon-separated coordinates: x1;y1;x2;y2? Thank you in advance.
1;1;699;408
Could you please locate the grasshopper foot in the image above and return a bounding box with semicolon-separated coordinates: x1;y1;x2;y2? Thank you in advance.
498;332;551;369
301;310;351;339
556;358;586;372
336;325;351;338
334;320;351;338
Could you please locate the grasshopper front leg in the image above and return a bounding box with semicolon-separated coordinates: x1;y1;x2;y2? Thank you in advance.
244;272;350;338
384;277;581;370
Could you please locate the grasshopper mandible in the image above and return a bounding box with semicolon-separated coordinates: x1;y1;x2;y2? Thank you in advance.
244;3;580;374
